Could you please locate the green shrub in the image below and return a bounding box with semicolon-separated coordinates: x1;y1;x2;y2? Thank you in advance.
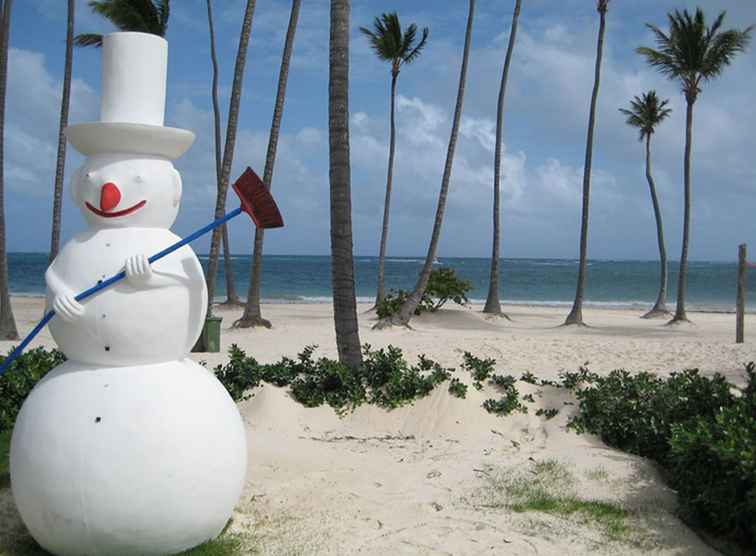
376;267;471;318
667;364;756;546
0;347;66;433
484;374;526;416
567;368;733;464
448;378;467;398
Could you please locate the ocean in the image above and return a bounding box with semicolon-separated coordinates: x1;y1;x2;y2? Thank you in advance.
8;253;752;313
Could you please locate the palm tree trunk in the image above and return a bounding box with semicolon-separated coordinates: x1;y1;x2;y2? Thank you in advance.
236;0;301;329
0;0;17;340
375;71;398;305
642;133;669;318
329;0;362;367
671;98;694;323
377;0;475;328
221;226;241;305
205;0;256;313
48;0;74;264
564;3;607;326
483;0;521;317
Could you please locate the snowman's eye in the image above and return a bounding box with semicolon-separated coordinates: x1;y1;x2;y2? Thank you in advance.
86;172;94;181
134;175;144;183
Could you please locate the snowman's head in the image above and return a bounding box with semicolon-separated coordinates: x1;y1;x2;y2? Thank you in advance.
72;153;182;229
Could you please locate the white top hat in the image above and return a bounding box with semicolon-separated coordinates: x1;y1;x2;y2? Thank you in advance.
65;32;195;160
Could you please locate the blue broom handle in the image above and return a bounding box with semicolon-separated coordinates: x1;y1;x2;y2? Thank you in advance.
0;206;243;375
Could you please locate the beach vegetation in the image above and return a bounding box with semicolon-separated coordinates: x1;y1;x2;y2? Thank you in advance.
483;374;526;416
447;377;467;398
568;364;756;548
478;459;631;540
359;13;429;306
376;267;471;319
637;9;753;324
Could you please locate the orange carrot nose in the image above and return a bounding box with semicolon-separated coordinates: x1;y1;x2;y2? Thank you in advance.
100;182;121;212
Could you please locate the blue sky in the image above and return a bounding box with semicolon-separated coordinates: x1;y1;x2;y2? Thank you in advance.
6;0;756;261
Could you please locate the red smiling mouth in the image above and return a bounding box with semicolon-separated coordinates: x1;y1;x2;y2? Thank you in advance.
85;200;147;218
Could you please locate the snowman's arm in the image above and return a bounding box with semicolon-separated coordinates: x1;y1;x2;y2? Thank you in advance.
45;266;72;299
124;254;183;289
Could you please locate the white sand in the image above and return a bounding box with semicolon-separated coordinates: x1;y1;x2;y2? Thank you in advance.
4;297;753;554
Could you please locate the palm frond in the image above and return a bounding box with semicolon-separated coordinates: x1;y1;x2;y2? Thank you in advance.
403;27;429;64
620;90;672;141
84;0;170;37
74;32;104;47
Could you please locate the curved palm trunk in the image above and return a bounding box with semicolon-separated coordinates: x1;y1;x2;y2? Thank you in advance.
236;0;301;329
642;133;669;318
205;0;256;313
48;0;74;264
375;70;398;305
329;0;362;367
377;0;475;328
221;226;241;305
483;0;521;317
671;98;694;323
564;3;607;326
0;0;17;340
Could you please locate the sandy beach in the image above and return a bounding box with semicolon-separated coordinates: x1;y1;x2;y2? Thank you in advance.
2;296;754;555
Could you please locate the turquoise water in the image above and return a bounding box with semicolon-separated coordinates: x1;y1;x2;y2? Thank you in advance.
8;253;751;312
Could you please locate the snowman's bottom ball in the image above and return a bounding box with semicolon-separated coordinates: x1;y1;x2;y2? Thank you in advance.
10;358;247;556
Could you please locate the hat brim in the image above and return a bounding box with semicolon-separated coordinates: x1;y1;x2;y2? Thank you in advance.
65;122;195;160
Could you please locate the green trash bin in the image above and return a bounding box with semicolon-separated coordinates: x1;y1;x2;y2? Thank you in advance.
192;315;223;353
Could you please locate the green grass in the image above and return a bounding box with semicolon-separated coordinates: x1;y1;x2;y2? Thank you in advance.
0;430;10;489
480;459;633;541
178;535;244;555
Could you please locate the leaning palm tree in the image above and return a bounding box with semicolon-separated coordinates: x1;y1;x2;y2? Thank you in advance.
359;12;428;306
483;0;521;317
564;0;609;327
376;0;475;328
74;0;169;47
206;0;241;306
638;9;753;324
620;91;672;319
0;0;17;340
48;0;75;263
204;0;256;313
236;0;301;329
329;0;362;367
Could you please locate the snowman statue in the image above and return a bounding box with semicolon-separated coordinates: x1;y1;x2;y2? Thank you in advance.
10;33;247;556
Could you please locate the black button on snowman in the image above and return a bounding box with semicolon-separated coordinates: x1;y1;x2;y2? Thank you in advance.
10;32;246;556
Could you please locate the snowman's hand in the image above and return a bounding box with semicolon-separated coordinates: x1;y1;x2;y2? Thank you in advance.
53;293;85;323
125;254;153;287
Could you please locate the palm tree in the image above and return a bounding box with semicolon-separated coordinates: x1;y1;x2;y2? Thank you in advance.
75;0;170;47
483;0;521;317
48;0;75;264
619;91;672;319
638;9;753;324
329;0;362;367
376;0;475;328
564;0;609;327
205;0;241;307
359;13;428;306
236;0;301;329
204;0;256;313
0;0;17;340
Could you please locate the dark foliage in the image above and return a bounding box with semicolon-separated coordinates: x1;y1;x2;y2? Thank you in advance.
376;267;471;319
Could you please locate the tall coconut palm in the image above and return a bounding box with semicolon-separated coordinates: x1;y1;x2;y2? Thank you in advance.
483;0;521;317
75;0;170;47
638;9;752;324
48;0;75;263
205;0;256;313
0;0;17;340
359;13;428;305
329;0;362;367
564;0;609;327
376;0;475;328
236;0;301;329
205;0;241;306
619;91;672;319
